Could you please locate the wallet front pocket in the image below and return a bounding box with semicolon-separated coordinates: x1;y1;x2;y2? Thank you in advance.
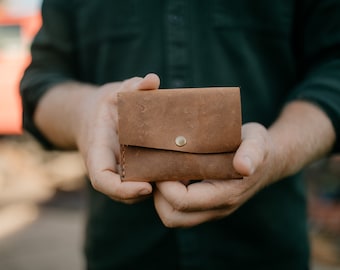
117;87;242;182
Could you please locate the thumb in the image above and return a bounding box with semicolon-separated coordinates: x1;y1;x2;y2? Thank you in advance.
137;73;160;90
233;123;268;176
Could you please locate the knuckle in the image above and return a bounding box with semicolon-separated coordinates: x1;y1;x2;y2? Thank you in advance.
161;216;176;228
90;174;101;191
122;77;140;88
125;76;140;82
115;187;132;201
224;194;239;208
172;198;189;212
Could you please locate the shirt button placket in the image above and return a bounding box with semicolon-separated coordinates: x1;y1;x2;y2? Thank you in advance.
165;0;189;88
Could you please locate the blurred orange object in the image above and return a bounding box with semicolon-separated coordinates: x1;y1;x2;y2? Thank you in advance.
0;8;41;134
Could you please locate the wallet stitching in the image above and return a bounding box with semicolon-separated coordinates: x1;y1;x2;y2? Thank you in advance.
121;144;126;179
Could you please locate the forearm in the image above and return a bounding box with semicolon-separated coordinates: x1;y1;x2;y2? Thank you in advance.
34;81;97;149
269;100;336;181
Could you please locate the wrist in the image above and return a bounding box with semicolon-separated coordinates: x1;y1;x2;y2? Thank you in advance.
69;84;99;152
34;81;97;149
268;101;336;181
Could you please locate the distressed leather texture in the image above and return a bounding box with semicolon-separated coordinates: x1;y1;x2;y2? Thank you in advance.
117;87;242;181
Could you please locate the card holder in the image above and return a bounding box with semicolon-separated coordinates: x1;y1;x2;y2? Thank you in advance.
117;87;242;181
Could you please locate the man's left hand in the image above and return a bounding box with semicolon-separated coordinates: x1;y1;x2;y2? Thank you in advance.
153;123;278;227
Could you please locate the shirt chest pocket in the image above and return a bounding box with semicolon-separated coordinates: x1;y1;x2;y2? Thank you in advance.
74;0;141;46
212;0;293;36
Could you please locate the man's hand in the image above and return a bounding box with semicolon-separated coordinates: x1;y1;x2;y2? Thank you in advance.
77;74;160;203
35;73;160;204
153;101;336;228
153;123;275;227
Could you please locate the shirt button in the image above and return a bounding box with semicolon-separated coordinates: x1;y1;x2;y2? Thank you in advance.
172;79;185;88
168;14;183;25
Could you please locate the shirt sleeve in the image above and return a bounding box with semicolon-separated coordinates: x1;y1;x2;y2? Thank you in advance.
20;0;76;147
288;0;340;152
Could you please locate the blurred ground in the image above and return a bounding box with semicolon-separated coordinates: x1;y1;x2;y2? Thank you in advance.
0;133;86;270
0;132;339;270
306;157;340;269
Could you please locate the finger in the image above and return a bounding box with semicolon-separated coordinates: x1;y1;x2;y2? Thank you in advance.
137;73;160;90
156;180;245;212
121;77;144;92
154;188;231;228
233;123;268;176
93;170;152;202
116;74;160;95
87;141;153;202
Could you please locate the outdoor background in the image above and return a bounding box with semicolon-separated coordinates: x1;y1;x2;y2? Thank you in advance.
0;0;339;269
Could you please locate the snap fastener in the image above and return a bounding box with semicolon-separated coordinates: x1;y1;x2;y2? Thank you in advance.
175;136;187;147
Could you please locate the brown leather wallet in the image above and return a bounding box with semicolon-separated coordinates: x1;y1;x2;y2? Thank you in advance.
117;87;242;182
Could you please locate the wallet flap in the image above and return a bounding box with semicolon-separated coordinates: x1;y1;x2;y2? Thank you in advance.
118;87;241;154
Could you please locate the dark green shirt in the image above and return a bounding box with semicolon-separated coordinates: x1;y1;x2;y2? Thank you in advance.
21;1;340;269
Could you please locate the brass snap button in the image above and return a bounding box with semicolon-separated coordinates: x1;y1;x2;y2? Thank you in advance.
175;136;187;147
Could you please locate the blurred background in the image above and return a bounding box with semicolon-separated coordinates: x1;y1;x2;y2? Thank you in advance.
0;0;339;269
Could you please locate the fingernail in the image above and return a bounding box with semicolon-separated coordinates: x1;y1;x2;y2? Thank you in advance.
139;188;151;196
243;156;255;175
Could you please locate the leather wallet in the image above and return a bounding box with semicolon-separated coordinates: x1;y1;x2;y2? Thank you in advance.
117;87;242;182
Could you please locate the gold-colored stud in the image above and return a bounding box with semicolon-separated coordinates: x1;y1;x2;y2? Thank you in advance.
175;136;187;147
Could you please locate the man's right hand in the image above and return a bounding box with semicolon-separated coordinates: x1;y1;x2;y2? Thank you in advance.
34;73;160;203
